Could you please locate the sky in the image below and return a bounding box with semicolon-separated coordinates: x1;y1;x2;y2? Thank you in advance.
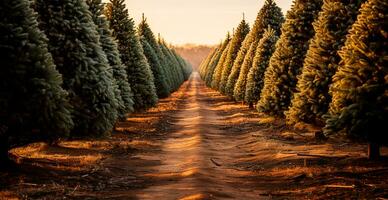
106;0;293;45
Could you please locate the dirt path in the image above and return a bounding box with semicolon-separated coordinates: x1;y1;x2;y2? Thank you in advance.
1;72;387;199
132;72;262;199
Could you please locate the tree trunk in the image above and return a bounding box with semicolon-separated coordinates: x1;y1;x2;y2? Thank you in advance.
0;138;13;170
368;142;380;160
249;103;254;109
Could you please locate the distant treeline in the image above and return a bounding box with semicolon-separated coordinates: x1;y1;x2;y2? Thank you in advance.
174;44;215;71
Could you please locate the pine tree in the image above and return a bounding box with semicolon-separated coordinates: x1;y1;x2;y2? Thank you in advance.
226;0;284;98
233;1;284;101
219;20;250;94
211;41;231;89
105;0;158;110
87;0;134;119
35;0;119;136
171;49;192;81
140;37;169;98
166;44;185;85
324;0;387;159
138;15;170;98
205;33;231;87
200;48;217;80
245;28;279;108
257;0;323;116
286;0;365;125
159;41;183;91
0;0;73;166
203;44;221;83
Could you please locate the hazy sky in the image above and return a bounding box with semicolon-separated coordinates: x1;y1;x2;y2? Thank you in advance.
107;0;293;45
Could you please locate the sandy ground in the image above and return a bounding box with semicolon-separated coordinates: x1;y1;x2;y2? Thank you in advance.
1;73;387;200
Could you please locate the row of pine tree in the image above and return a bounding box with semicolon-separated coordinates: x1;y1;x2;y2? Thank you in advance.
0;0;192;165
200;0;387;159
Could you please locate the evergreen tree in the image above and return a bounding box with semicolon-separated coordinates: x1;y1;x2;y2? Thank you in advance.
0;0;73;165
211;41;231;89
166;44;185;85
87;0;134;119
105;0;158;110
203;45;220;82
219;20;250;94
286;0;365;125
171;49;192;81
138;15;170;98
234;1;284;101
257;0;323;116
225;0;284;98
140;37;165;95
324;0;387;159
159;41;182;91
35;0;119;135
205;33;231;87
244;28;279;108
200;48;217;80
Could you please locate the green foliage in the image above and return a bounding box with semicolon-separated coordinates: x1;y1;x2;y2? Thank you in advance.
219;20;250;94
0;0;73;149
233;1;284;101
205;34;231;87
244;28;279;107
323;0;388;143
226;0;284;98
159;41;185;91
200;48;217;80
87;0;134;119
287;0;365;125
106;0;158;110
211;42;230;89
138;16;170;98
171;49;192;81
257;0;323;116
35;0;119;136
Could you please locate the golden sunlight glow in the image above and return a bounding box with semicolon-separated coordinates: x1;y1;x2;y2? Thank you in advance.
103;0;293;45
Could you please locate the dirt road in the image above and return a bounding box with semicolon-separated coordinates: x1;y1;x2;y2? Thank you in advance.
1;73;387;199
133;72;264;199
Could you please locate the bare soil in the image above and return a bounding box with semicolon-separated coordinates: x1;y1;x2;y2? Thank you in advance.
1;73;387;200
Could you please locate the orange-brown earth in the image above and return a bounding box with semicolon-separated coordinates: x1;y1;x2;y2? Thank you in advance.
1;73;387;200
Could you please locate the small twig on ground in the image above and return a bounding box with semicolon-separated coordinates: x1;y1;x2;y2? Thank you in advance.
20;183;39;186
297;153;349;159
70;185;80;195
325;184;355;189
166;121;175;125
210;158;222;167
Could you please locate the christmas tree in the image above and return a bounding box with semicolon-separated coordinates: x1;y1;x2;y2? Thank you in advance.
200;48;217;80
257;0;323;116
87;0;134;119
105;0;158;110
203;44;221;84
35;0;119;135
324;0;387;159
244;28;279;108
205;33;231;87
233;0;284;101
226;0;284;98
159;40;183;91
138;15;170;98
286;0;365;125
171;49;192;81
211;41;231;89
0;0;73;166
219;20;250;94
